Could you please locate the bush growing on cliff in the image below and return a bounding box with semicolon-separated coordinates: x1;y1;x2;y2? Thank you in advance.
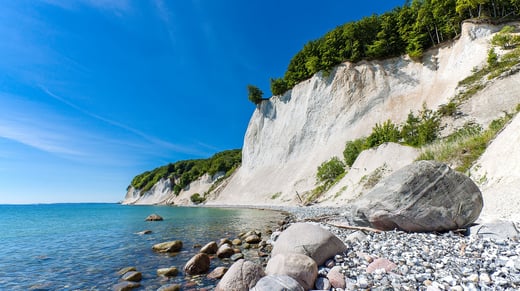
365;120;401;148
316;157;346;185
343;138;366;167
190;193;205;204
247;85;264;105
401;106;441;147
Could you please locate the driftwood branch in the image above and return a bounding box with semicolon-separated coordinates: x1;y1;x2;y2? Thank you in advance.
327;222;383;233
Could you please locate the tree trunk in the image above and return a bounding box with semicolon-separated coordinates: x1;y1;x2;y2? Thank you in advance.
435;25;440;44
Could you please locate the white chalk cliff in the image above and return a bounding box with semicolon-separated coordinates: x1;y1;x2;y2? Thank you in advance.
124;22;520;221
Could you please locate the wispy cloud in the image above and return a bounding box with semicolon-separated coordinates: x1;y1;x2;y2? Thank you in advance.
0;97;86;158
40;87;206;156
41;0;132;15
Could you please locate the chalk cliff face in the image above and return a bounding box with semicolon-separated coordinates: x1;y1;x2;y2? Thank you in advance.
124;22;520;217
207;22;502;205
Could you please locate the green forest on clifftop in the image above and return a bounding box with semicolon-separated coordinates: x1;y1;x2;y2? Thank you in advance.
130;149;241;195
267;0;520;96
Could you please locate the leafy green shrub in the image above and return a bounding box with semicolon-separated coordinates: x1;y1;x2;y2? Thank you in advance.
343;138;366;167
438;101;458;117
365;120;400;148
491;25;520;49
487;48;498;66
417;114;514;173
401;107;440;147
190;193;205;204
316;157;345;185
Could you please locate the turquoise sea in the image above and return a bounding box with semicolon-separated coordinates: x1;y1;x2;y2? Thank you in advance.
0;203;286;290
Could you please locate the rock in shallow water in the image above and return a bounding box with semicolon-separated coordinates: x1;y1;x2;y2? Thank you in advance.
207;266;228;279
145;213;163;221
351;160;483;232
200;241;218;254
184;253;210;275
121;271;142;282
157;283;181;291
216;244;234;259
152;240;183;253
112;281;140;291
157;266;178;277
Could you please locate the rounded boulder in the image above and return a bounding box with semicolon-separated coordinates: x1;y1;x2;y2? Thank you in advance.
271;222;347;265
184;253;210;275
215;259;265;291
351;160;483;232
265;253;317;290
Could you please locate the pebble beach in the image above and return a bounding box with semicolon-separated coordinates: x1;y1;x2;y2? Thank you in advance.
273;205;520;291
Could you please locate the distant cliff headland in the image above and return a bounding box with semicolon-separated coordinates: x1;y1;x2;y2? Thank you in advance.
123;1;520;222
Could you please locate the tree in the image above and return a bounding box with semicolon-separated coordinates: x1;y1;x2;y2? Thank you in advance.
247;85;264;105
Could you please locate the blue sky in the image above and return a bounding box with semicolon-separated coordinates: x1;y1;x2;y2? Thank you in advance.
0;0;404;204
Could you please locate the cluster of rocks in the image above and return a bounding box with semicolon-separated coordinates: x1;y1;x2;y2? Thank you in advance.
114;216;281;291
209;222;520;290
115;161;520;290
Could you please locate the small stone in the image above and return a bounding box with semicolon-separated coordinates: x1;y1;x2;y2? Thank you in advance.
243;243;251;249
325;259;335;268
231;253;244;261
145;213;163;221
152;241;183;253
245;234;262;244
136;230;152;235
157;284;181;291
216;244;234;259
327;266;346;288
358;275;369;288
184;253;210;275
467;274;479;282
451;286;463;291
219;238;232;247
232;238;242;245
346;230;368;242
415;273;430;282
366;258;397;273
479;273;491;284
315;277;332;290
207;266;228;279
117;266;136;276
121;271;142;282
113;281;140;291
257;250;269;257
157;267;178;277
200;241;218;254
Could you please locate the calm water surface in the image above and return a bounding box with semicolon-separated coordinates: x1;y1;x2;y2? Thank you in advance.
0;203;287;290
